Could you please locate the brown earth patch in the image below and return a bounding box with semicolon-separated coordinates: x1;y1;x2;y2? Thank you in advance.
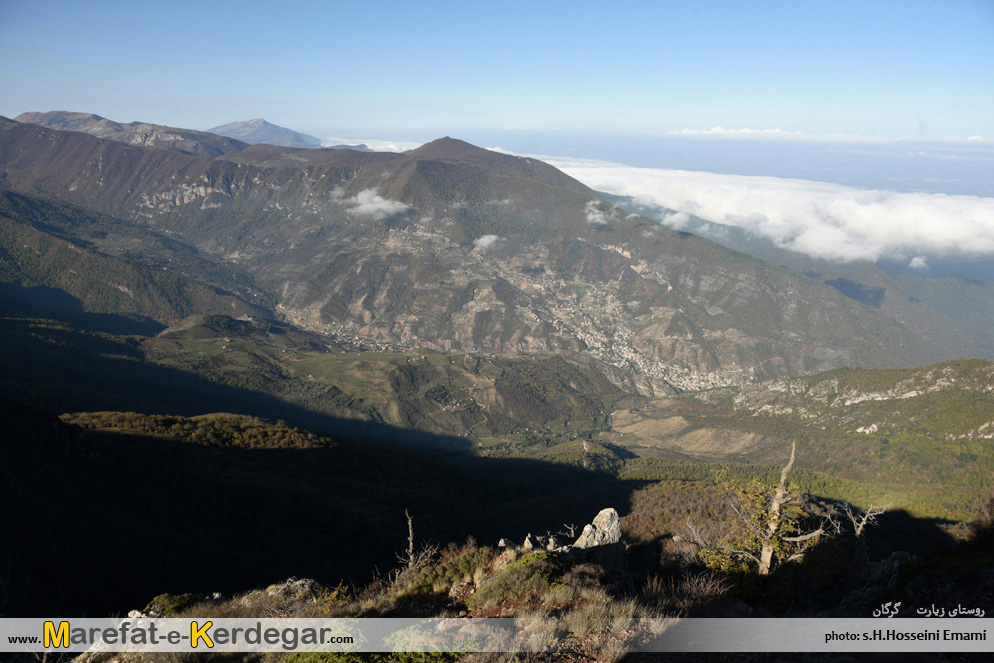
667;427;767;457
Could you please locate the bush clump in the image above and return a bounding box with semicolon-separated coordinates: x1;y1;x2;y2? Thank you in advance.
406;545;496;596
468;552;567;610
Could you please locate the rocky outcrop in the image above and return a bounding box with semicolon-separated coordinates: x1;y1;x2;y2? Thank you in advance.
498;507;626;569
571;508;625;568
839;551;916;615
127;578;319;618
130;591;226;618
572;508;620;549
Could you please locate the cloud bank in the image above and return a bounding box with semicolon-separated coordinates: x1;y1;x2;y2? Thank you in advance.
539;157;994;263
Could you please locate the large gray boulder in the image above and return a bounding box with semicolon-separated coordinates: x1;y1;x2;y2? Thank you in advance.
573;508;621;549
570;508;625;569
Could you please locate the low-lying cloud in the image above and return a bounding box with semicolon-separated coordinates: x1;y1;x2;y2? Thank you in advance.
321;136;424;152
472;234;501;250
584;201;609;225
334;187;409;221
661;210;690;229
539;157;994;263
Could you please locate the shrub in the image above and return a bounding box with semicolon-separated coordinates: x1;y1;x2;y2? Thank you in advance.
467;553;567;610
405;545;496;597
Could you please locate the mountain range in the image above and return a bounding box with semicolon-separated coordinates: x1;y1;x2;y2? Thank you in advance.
2;112;992;623
14;110;250;157
1;114;957;385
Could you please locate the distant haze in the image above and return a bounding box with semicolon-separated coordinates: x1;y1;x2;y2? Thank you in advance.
475;131;994;198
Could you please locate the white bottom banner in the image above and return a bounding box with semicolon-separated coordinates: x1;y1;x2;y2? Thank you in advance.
1;617;990;654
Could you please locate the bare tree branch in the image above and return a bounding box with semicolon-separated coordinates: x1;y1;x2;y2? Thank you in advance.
782;528;825;543
728;549;762;565
839;502;889;538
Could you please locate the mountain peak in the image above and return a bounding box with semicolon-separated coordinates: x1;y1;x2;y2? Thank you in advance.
15;111;121;134
406;136;498;159
208;118;321;149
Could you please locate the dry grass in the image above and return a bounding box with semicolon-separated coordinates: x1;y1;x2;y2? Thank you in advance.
640;569;730;616
98;533;724;663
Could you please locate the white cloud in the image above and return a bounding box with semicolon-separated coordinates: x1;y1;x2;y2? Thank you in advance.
537;156;994;263
699;223;730;239
909;255;929;269
585;201;609;224
320;136;424;152
661;211;690;229
472;234;500;250
343;188;409;221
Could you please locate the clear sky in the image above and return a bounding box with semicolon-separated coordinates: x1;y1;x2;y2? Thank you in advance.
1;0;992;140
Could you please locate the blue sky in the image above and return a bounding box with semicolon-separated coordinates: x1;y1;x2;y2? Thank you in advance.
2;0;992;139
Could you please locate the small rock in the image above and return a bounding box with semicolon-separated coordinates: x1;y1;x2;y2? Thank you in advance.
265;578;320;600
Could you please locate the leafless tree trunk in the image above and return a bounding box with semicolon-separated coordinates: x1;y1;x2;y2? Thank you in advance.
683;441;854;576
405;509;415;570
756;442;796;574
719;442;828;575
395;510;438;574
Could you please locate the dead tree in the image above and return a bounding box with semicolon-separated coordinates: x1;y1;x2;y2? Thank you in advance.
837;501;888;538
405;509;416;569
395;509;438;573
